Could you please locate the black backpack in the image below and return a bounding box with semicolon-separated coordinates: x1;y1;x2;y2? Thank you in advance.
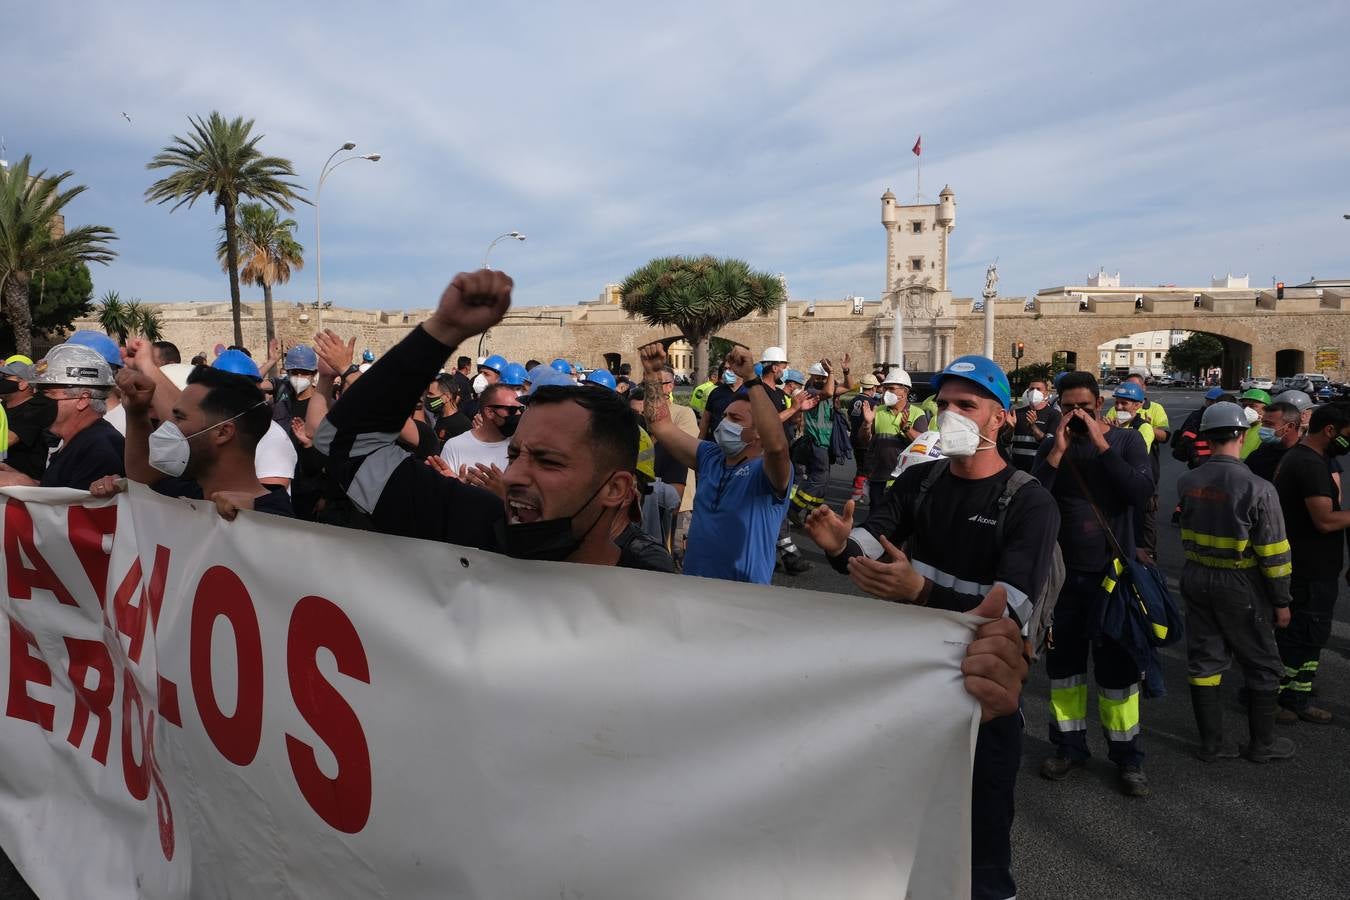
911;459;1066;659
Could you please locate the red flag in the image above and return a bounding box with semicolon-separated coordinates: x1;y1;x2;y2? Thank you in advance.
912;135;921;156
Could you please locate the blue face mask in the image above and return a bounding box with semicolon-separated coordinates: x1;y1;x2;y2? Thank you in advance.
722;370;737;385
1258;426;1280;444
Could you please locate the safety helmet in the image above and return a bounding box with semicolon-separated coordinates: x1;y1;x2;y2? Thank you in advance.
932;355;1012;410
882;369;913;388
1200;401;1250;433
636;427;656;481
212;349;263;381
66;330;123;369
362;349;376;363
750;362;762;379
858;374;880;389
499;362;528;387
159;362;194;391
0;358;36;380
1053;371;1069;390
1239;388;1271;406
807;362;829;378
524;364;545;384
783;369;805;386
1112;381;1146;403
1271;389;1313;413
33;343;115;388
479;354;508;374
549;358;574;375
586;369;617;390
759;346;787;364
525;368;578;396
1204;386;1227;401
284;345;319;372
5;354;34;366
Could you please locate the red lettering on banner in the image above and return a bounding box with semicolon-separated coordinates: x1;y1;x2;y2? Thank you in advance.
111;558;146;660
67;505;117;607
285;595;373;833
157;675;182;727
64;637;115;764
190;566;264;765
147;721;176;860
121;669;149;801
4;500;76;606
6;617;54;730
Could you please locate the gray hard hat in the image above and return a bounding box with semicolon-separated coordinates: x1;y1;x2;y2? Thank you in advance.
33;343;115;388
1270;389;1313;413
1199;401;1249;433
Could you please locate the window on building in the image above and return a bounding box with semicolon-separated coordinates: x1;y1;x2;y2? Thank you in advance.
910;257;924;271
1135;352;1145;362
910;221;923;234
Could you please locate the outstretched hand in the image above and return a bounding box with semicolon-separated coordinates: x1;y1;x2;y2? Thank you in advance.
803;499;855;556
313;329;356;377
846;534;925;601
425;269;513;348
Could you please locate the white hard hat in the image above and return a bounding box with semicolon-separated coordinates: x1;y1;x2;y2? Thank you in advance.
160;362;194;391
760;346;787;364
882;369;912;388
34;343;115;388
807;362;828;377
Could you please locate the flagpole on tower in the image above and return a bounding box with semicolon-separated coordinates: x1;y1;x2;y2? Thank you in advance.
913;134;922;202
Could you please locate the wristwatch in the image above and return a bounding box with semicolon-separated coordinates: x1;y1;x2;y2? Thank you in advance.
341;364;361;379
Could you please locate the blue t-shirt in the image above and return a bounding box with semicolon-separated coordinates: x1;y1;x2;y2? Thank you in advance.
683;441;793;584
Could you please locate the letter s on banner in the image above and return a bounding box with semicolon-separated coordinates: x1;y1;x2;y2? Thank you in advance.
285;595;372;833
189;566;264;766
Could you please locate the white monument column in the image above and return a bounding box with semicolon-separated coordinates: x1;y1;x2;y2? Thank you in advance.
981;262;998;360
890;295;904;368
776;272;789;359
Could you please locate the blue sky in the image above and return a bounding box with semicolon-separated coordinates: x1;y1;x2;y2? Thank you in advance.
5;1;1348;309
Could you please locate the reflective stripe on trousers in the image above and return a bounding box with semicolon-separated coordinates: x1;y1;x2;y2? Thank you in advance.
1049;675;1087;732
1098;684;1141;741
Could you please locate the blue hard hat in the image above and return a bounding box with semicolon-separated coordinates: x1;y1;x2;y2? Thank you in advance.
362;349;376;363
753;362;764;378
67;330;123;369
526;367;578;396
525;364;546;384
499;362;528;386
284;345;319;371
1053;371;1069;389
549;358;574;375
1204;386;1226;401
784;368;806;385
932;355;1012;410
586;369;617;390
480;354;507;374
1113;381;1146;403
212;349;262;381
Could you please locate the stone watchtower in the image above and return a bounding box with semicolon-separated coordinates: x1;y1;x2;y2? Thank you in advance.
878;185;957;369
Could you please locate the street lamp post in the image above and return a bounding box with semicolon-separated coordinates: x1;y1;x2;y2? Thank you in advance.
483;231;526;269
315;142;380;328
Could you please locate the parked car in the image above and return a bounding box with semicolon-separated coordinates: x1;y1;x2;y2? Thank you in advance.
1241;376;1274;391
1316;382;1345;403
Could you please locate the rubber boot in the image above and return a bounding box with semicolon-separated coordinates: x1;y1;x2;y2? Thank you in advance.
1245;690;1296;763
849;476;866;503
1190;685;1239;762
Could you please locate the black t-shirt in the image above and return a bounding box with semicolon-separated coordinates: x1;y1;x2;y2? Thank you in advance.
1274;444;1343;580
848;393;880;444
42;419;124;490
1245;442;1289;483
837;460;1060;623
4;397;56;481
434;411;472;445
153;479;295;518
704;384;747;435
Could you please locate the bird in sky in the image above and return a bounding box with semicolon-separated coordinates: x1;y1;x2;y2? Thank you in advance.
121;112;132;125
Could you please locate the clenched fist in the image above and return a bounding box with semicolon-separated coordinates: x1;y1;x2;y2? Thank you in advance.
425;269;513;349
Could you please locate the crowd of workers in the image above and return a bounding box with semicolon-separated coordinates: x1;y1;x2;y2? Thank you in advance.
0;268;1344;900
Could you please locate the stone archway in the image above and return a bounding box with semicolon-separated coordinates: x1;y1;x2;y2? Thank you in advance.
1274;348;1305;378
1077;322;1256;389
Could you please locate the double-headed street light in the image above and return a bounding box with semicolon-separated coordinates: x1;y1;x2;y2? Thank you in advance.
483;231;526;269
315;142;381;327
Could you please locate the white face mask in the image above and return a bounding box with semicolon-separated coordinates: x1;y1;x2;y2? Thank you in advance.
147;403;266;477
1243;406;1260;425
883;391;900;408
1114;408;1135;422
1025;388;1045;407
289;375;312;393
714;418;747;458
937;410;991;458
472;373;490;395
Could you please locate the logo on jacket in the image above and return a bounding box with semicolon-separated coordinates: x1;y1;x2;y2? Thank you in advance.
967;513;997;526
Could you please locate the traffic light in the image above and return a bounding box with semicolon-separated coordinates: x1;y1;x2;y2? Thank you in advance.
1276;281;1284;300
1011;341;1025;360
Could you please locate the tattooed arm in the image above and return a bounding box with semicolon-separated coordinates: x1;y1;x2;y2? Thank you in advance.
638;342;701;470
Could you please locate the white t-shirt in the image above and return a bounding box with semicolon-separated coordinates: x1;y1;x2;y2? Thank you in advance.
440;430;509;474
255;420;298;485
104;403;127;436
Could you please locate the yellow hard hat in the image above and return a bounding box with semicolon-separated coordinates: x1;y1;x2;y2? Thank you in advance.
5;355;33;366
636;426;656;481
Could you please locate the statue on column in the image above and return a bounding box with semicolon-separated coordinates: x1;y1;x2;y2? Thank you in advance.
982;262;999;306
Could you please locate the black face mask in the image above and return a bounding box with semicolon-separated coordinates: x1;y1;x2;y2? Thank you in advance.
1330;433;1350;457
496;411;521;438
29;393;58;430
494;473;613;562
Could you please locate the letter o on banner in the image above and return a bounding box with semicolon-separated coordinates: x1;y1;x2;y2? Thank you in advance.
190;566;264;765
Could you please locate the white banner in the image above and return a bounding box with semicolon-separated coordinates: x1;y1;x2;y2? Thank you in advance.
0;484;979;899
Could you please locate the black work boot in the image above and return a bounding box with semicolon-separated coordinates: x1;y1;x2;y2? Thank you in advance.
780;551;812;576
1190;684;1239;762
1245;690;1297;763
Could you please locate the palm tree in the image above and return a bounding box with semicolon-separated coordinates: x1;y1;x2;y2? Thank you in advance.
123;299;164;342
0;156;117;355
217;201;304;348
620;255;785;376
96;289;134;341
145;112;307;346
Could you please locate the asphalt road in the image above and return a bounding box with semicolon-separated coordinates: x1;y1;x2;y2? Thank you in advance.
4;390;1345;898
773;389;1350;899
